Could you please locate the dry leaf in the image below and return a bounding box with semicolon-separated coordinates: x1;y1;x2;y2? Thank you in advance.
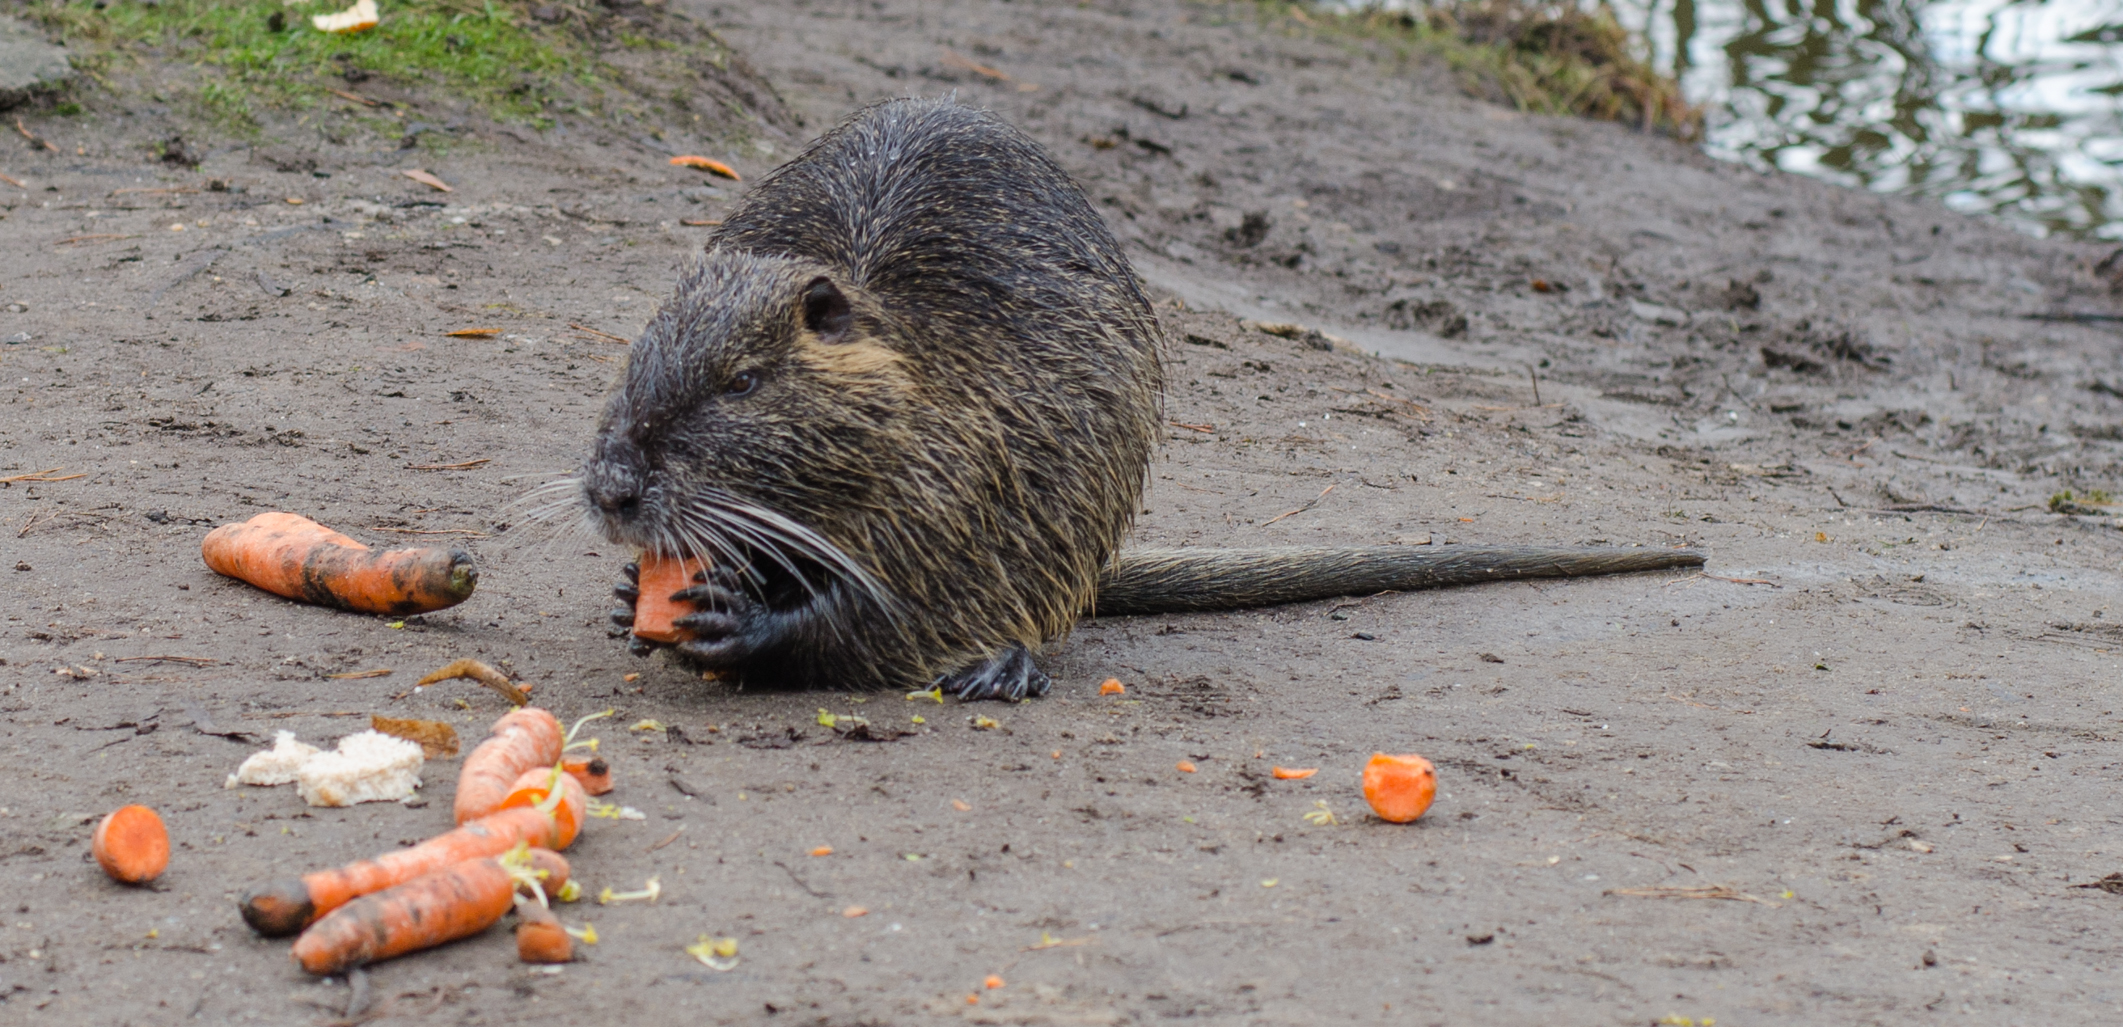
402;169;453;193
370;715;460;758
416;658;530;705
444;327;502;338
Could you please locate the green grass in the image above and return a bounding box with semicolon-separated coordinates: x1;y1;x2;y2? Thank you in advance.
1245;1;1701;140
27;0;601;126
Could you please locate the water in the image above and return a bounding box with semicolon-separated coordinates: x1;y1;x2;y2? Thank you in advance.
1608;0;2123;239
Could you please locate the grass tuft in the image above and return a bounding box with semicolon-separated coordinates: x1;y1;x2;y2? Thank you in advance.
1255;1;1701;140
21;0;719;129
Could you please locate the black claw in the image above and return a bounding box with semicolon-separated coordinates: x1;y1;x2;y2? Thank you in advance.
627;636;657;657
613;582;640;603
609;607;636;628
622;560;639;583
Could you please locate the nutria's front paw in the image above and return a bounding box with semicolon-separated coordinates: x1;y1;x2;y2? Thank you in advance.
668;570;779;667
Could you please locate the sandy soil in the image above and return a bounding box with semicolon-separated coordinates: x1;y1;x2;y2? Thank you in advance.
4;1;2123;1024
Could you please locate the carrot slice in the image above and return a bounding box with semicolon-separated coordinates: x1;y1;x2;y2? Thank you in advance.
93;805;169;885
668;155;740;180
562;754;613;796
515;902;574;963
453;708;564;825
238;804;568;937
632;552;709;644
201;512;477;615
1271;767;1318;780
1098;678;1126;695
1361;752;1437;823
292;857;518;975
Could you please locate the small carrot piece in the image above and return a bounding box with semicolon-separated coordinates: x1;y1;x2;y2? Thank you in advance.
201;512;477;615
515;901;573;963
1271;767;1318;780
292;857;517;975
668;155;740;180
454;708;564;825
1176;761;1197;773
562;754;613;796
1361;752;1437;823
93;805;169;885
1098;678;1126;695
238;804;567;937
633;552;709;644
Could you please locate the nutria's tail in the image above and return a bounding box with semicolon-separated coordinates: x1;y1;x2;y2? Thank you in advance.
1088;546;1706;616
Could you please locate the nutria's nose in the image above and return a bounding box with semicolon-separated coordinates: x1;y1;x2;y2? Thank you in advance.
589;485;641;520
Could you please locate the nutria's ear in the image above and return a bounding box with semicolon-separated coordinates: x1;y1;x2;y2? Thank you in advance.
801;277;853;342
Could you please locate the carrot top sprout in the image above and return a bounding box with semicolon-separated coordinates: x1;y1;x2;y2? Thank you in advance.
1302;800;1338;826
555;880;583;903
565;923;598;944
598;876;661;905
564;709;616;751
687;934;739;971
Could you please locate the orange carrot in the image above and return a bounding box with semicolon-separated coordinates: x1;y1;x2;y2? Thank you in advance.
201;512;477;615
562;754;613;796
454;708;564;825
292;857;520;975
1271;767;1318;780
632;552;709;644
93;805;168;885
1098;678;1126;695
515;902;573;963
497;767;589;848
238;804;569;937
1361;752;1437;823
1176;761;1197;773
668;155;740;180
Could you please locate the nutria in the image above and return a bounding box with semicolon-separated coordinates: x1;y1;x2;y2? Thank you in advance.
577;97;1702;700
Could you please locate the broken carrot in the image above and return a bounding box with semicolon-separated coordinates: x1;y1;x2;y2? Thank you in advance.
562;754;613;795
633;552;709;644
93;805;168;885
1271;767;1318;780
1098;678;1126;695
1176;761;1197;773
1361;752;1437;823
454;707;563;825
497;767;589;849
669;155;740;180
519;847;571;902
238;804;571;937
515;901;573;963
292;853;531;974
201;512;477;615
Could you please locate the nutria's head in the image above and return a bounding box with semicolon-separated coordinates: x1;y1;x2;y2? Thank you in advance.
578;249;909;596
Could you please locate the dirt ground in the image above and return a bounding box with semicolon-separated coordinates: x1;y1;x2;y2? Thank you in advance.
5;0;2123;1024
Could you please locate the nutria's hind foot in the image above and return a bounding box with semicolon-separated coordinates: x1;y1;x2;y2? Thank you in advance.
941;646;1051;702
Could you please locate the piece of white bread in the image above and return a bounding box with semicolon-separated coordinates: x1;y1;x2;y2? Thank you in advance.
225;730;320;788
296;731;424;807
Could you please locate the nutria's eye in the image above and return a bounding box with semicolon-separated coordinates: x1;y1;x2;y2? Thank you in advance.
724;372;759;398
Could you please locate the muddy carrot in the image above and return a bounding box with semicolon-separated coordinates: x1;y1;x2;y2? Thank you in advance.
632;552;709;644
238;803;571;937
515;902;573;963
201;512;477;615
93;805;169;885
563;754;613;796
292;856;527;975
520;847;571;902
454;707;564;825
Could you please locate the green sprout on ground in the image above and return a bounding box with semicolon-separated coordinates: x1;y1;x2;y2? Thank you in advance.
1237;0;1701;139
2049;489;2116;515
